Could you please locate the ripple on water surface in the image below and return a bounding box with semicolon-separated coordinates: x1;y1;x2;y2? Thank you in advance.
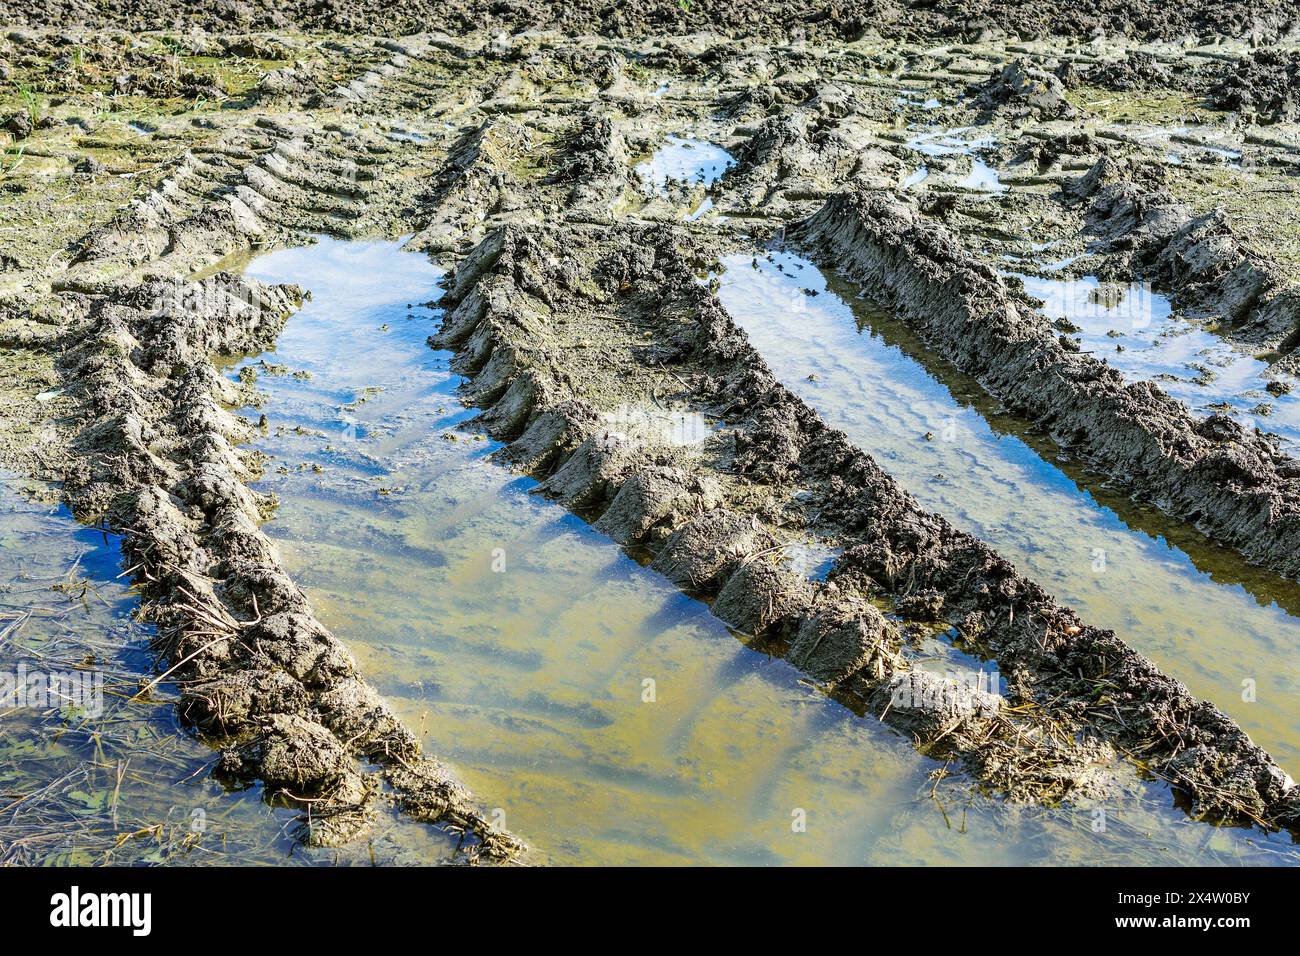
233;236;1299;865
717;250;1300;784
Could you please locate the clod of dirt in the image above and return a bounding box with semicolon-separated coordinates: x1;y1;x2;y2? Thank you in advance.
724;108;899;213
224;714;355;793
1209;49;1300;124
501;399;600;473
875;670;1000;737
591;466;722;545
3;110;31;139
651;510;774;589
537;431;644;510
787;596;893;684
550;112;630;209
712;559;815;637
1023;131;1095;171
256;64;323;101
970;59;1076;120
1065;157;1186;255
1082;51;1174;92
73;155;106;175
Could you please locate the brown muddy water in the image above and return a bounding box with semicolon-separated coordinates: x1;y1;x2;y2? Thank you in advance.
1013;272;1300;451
227;236;1298;865
0;473;465;865
717;249;1300;779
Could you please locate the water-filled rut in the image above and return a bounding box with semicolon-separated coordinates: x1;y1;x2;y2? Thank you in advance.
0;473;460;865
234;236;1298;865
717;249;1300;774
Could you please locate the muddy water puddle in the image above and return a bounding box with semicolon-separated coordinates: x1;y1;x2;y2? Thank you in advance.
906;129;997;157
896;95;943;111
1135;125;1245;169
235;236;1297;865
0;474;447;865
1015;273;1300;449
904;127;1006;193
633;136;735;218
635;136;735;191
717;250;1300;793
901;165;930;189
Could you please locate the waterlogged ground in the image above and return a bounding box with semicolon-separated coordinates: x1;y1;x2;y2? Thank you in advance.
903;127;1006;194
717;250;1300;779
634;136;735;219
635;136;735;192
4;21;1300;868
232;237;1300;865
1015;273;1300;449
0;472;476;865
0;477;286;863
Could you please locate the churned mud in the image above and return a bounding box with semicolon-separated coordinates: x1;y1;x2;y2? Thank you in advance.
429;219;1298;833
718;250;1300;773
2;10;1300;865
796;191;1300;580
222;235;1294;863
0;470;481;864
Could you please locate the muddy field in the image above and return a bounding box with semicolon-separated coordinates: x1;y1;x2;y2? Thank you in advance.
2;5;1300;866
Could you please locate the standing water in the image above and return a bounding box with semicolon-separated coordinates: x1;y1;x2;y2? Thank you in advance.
634;136;735;192
717;250;1300;784
633;136;735;220
905;128;1006;193
1015;273;1300;451
228;236;1297;865
0;474;452;865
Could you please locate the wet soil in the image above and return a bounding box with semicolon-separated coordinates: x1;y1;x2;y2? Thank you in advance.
719;250;1300;771
8;0;1300;45
0;471;472;865
233;235;1297;864
3;24;1300;864
430;217;1300;831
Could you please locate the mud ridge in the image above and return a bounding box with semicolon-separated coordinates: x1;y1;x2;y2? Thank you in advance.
48;269;522;859
67;49;435;282
549;112;631;213
1070;157;1300;356
721;102;899;216
407;119;537;253
430;220;1300;831
794;188;1300;581
21;37;527;858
